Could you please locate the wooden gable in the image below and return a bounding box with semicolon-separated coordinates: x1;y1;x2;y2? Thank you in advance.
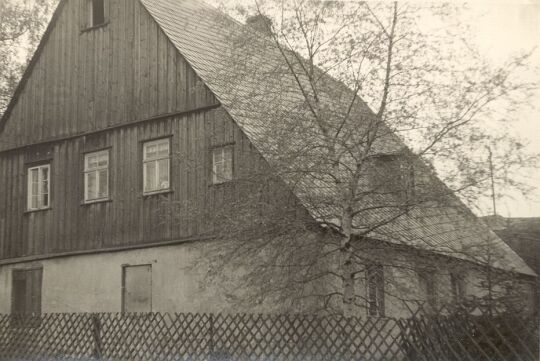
0;0;301;262
0;0;218;152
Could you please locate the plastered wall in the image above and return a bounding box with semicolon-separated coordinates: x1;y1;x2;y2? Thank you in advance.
0;241;254;314
0;241;535;317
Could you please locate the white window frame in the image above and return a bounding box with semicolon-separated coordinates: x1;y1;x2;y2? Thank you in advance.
212;146;233;184
84;150;110;203
143;138;171;194
27;164;50;211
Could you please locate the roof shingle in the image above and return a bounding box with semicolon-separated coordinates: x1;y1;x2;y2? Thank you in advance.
140;0;534;276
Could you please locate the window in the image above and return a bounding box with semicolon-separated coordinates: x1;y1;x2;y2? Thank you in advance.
401;160;415;199
122;265;152;313
84;150;109;202
372;154;415;199
366;264;385;317
143;139;170;194
212;146;233;184
450;272;466;304
418;271;437;311
27;164;50;210
88;0;105;27
11;268;42;316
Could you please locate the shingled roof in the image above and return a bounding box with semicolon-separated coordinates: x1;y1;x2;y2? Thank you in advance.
139;0;534;276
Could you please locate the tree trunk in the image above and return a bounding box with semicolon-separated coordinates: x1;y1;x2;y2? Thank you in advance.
341;207;355;317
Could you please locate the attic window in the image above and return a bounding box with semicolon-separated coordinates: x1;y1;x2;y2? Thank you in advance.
371;154;415;200
88;0;105;27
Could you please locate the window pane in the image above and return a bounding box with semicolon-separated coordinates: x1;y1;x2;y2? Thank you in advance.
41;174;48;194
157;142;169;157
366;264;384;317
86;151;108;170
212;147;233;183
98;169;108;198
419;272;437;310
98;154;108;167
158;159;169;189
224;147;232;161
92;0;105;26
223;148;233;181
87;155;98;170
28;166;50;209
31;179;39;198
213;148;222;164
85;152;109;201
41;167;49;206
12;269;42;316
12;276;27;315
144;162;156;191
31;195;38;210
214;162;223;183
144;139;170;192
31;169;39;187
87;171;97;199
123;265;152;313
212;150;219;182
145;145;157;160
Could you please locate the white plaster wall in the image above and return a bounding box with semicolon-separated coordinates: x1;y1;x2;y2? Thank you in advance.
0;241;263;314
0;241;535;317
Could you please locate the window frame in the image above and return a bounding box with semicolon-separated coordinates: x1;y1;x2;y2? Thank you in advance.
400;158;416;200
450;272;466;304
142;138;171;195
27;163;51;211
366;264;385;317
88;0;105;28
11;268;43;316
211;145;234;185
370;153;416;200
84;149;110;203
418;270;437;311
121;264;153;313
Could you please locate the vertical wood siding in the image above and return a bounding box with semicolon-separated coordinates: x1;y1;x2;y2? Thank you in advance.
0;0;217;152
0;108;280;260
0;0;302;261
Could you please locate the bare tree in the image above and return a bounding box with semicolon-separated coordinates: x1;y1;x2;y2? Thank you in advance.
161;1;538;316
0;0;55;113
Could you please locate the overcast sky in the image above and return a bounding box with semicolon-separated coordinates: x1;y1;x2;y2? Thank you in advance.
468;1;540;217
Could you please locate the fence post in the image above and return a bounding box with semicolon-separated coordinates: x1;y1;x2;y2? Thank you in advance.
210;313;215;357
92;314;102;360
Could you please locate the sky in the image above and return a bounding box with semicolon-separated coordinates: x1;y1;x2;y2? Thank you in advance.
466;1;540;217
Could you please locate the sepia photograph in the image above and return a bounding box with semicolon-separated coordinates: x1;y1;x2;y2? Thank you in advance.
0;0;539;359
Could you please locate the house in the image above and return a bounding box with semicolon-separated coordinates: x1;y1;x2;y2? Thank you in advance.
482;215;540;309
0;0;535;318
482;216;540;276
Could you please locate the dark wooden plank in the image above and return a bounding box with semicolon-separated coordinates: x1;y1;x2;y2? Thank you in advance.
0;0;273;261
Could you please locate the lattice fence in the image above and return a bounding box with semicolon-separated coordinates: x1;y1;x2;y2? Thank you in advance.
0;309;537;361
